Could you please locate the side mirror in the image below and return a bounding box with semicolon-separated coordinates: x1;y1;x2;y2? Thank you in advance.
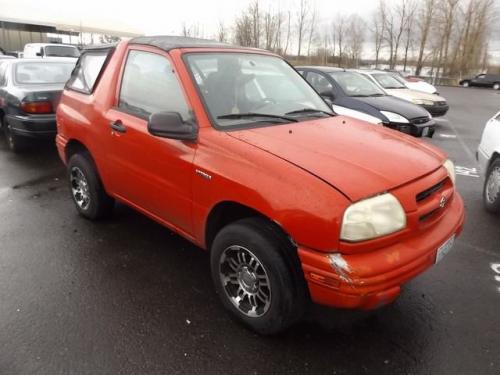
36;48;44;57
147;111;198;141
320;91;334;106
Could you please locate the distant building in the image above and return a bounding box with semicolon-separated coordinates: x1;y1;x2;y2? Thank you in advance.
0;18;142;54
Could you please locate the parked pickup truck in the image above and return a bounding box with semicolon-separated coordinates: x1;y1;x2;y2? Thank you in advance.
56;36;465;334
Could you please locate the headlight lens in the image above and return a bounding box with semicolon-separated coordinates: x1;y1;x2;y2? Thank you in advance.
443;159;456;184
380;111;409;124
340;193;407;242
412;99;435;106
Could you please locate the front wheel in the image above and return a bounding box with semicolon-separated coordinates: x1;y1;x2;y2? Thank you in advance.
67;152;114;220
210;217;307;335
461;81;470;88
484;159;500;213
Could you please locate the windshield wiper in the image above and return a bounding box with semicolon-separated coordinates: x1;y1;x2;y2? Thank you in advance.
217;113;298;122
285;108;333;117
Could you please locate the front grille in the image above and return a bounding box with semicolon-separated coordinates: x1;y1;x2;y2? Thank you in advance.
416;179;446;202
411;117;430;125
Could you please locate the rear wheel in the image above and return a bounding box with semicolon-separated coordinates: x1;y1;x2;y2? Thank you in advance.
210;217;307;335
67;152;114;220
493;82;500;90
461;81;470;88
484;158;500;213
4;123;27;153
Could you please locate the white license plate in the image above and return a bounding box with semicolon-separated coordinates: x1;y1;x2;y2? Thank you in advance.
435;235;455;264
422;127;430;137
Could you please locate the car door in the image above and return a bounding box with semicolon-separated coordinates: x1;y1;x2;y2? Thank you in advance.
104;47;197;235
472;74;487;87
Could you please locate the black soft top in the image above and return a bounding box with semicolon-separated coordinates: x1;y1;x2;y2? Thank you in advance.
129;35;260;52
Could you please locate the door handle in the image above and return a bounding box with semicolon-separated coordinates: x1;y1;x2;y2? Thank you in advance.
110;120;127;133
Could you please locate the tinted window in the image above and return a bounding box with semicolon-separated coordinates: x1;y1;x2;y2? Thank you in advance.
330;71;385;97
305;71;333;94
15;62;75;84
45;46;80;58
67;50;110;93
119;50;190;120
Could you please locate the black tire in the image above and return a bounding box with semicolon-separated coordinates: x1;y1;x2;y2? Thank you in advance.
4;123;27;153
67;152;114;220
493;82;500;91
461;81;470;88
210;217;308;335
484;158;500;213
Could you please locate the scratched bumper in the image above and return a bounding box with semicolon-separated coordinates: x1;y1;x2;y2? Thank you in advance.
298;193;465;310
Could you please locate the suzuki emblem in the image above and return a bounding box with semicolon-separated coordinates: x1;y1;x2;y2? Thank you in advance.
439;195;447;208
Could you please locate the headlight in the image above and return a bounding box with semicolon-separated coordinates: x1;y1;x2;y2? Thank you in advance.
380;111;409;124
443;159;456;184
340;193;407;242
412;99;435;106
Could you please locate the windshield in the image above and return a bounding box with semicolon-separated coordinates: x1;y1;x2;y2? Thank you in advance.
15;62;75;84
329;71;385;97
45;46;80;58
184;53;332;128
372;73;406;89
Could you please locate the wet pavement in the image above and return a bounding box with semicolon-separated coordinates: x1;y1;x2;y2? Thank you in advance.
0;86;499;374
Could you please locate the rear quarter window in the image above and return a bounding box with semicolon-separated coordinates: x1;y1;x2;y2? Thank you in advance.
66;49;112;94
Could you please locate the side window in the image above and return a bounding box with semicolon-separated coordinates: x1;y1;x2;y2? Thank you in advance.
306;72;333;94
67;50;110;93
477;74;486;79
118;50;190;120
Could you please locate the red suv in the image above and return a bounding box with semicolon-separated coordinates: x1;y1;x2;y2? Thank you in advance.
56;37;465;334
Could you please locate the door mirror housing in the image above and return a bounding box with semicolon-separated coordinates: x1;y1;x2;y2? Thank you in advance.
36;48;44;57
147;111;198;141
320;91;334;106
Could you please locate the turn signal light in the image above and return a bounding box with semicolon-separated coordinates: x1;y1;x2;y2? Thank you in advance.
20;101;53;114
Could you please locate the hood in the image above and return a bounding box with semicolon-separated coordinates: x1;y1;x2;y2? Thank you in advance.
228;117;445;201
344;95;431;120
405;81;437;95
385;88;445;103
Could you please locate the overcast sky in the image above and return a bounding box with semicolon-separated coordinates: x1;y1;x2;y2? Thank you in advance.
0;0;499;60
0;0;380;35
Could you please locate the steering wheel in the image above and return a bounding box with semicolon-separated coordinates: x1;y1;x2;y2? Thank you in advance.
251;98;277;110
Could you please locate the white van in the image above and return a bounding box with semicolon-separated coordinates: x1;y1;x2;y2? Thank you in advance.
23;43;80;59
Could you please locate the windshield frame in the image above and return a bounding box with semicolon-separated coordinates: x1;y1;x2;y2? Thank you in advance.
182;51;333;131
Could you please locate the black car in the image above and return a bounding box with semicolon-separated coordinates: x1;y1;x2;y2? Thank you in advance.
0;58;75;152
297;66;436;138
460;73;500;90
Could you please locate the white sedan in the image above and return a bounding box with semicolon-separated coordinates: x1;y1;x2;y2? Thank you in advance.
478;110;500;212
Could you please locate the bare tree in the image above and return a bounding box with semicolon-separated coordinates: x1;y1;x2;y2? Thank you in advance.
334;15;347;67
372;0;387;68
415;0;436;75
307;5;317;59
345;15;365;67
296;0;309;56
402;1;418;71
217;21;228;43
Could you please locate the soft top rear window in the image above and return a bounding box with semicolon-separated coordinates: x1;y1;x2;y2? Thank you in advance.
66;48;113;94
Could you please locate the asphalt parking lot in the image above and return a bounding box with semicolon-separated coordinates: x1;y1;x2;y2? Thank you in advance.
0;86;499;375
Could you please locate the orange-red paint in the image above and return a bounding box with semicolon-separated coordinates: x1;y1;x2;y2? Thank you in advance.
56;40;465;310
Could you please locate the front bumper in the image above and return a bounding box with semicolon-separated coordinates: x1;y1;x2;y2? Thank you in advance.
6;114;57;139
388;118;436;138
298;193;465;310
422;103;449;117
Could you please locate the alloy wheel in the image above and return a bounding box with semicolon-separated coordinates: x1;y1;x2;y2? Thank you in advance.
486;167;500;204
70;166;91;210
219;245;272;318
